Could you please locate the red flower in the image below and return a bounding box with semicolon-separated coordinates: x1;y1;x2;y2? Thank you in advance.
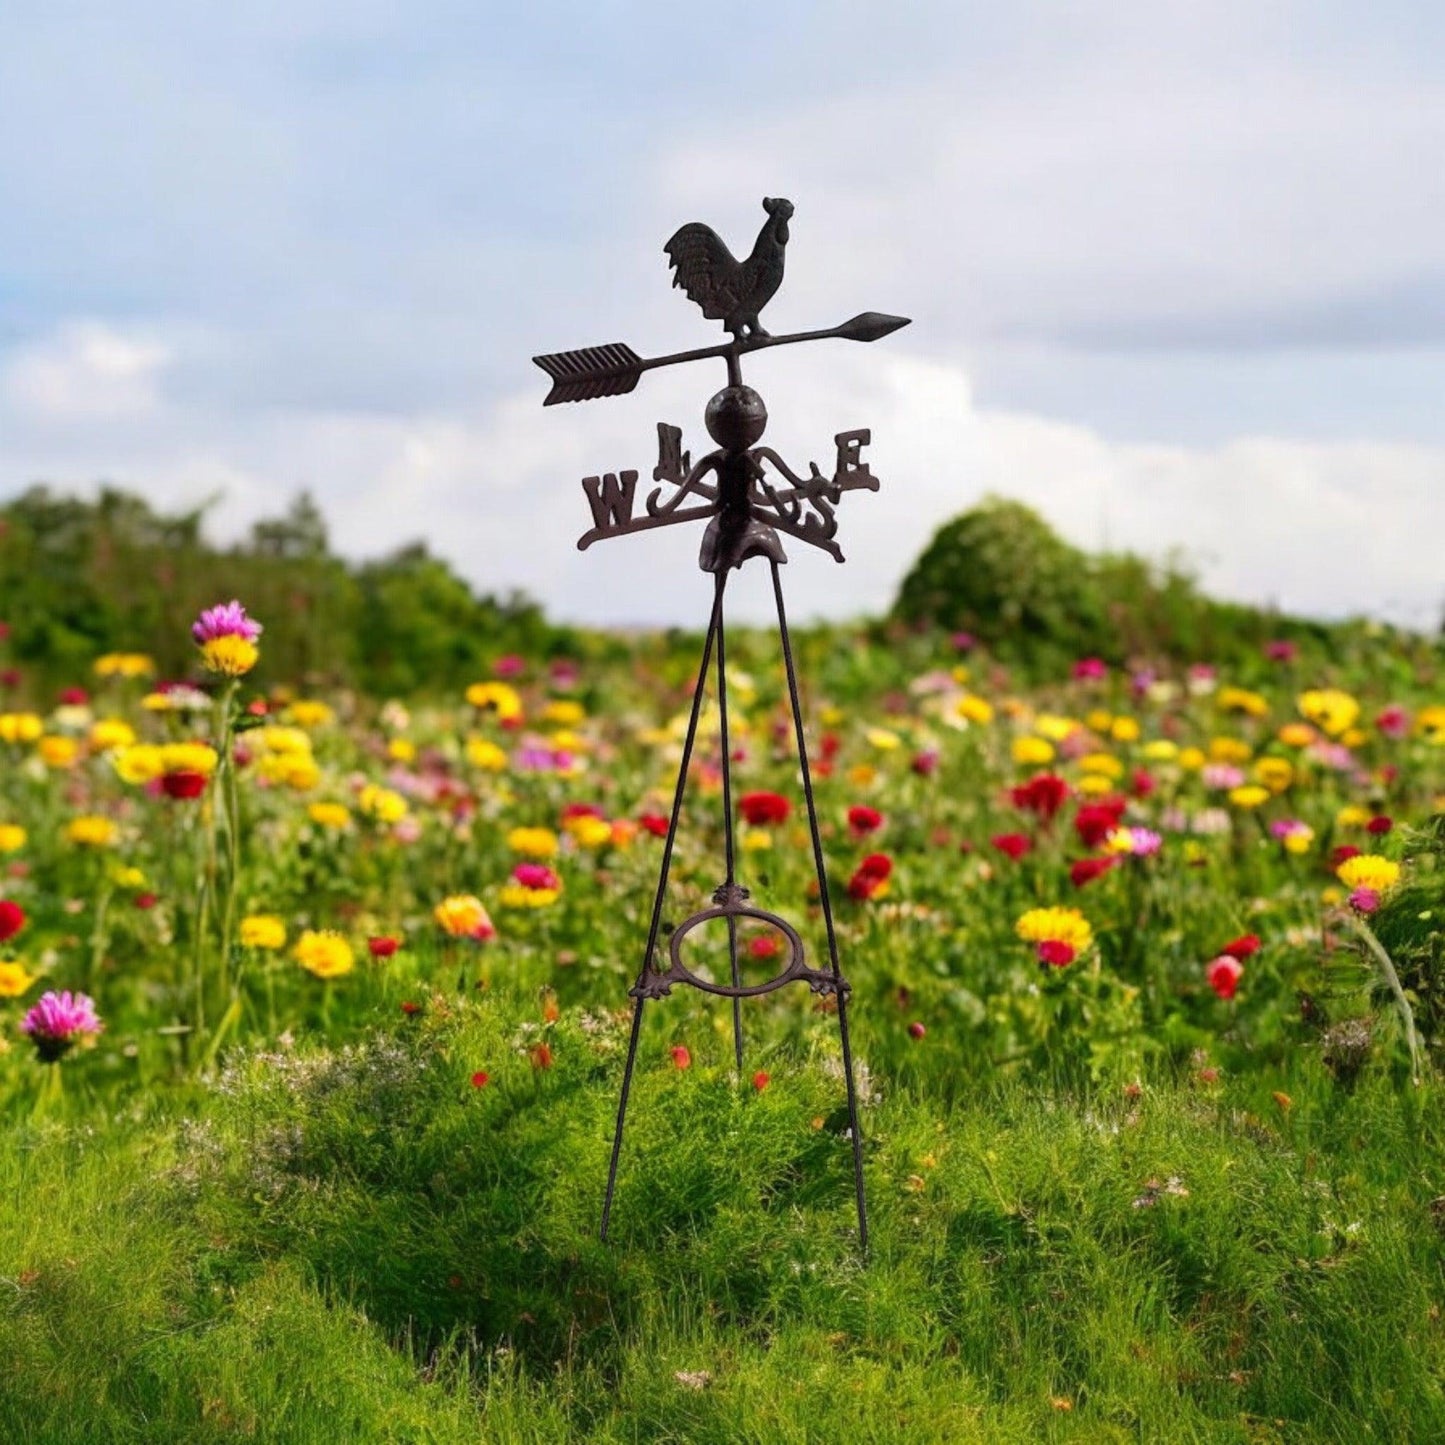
1072;657;1107;681
400;1001;421;1016
368;935;400;958
1131;769;1156;800
752;1071;770;1091
161;770;208;800
1075;798;1127;849
748;935;780;960
848;852;893;901
740;791;790;826
1069;856;1115;888
911;750;940;776
847;805;884;838
1011;773;1069;822
1330;844;1362;869
1219;934;1260;960
133;892;158;910
1037;939;1077;967
0;900;24;942
907;1021;926;1040
529;1042;554;1070
59;687;89;706
470;1070;490;1088
991;832;1032;861
1367;815;1393;836
561;802;604;822
820;734;842;761
246;698;269;717
513;862;561;891
638;813;669;838
1206;956;1244;1000
670;1045;691;1069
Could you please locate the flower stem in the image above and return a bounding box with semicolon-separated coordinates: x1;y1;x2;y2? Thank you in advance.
1345;909;1424;1085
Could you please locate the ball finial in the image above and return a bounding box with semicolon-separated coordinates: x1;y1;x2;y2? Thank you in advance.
705;385;768;451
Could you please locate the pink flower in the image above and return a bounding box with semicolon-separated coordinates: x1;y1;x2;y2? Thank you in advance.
1264;640;1298;663
190;600;262;645
1349;887;1381;914
513;862;561;892
1376;706;1409;740
493;654;526;678
1206;957;1243;1000
1037;939;1077;967
1072;657;1108;681
21;990;103;1061
670;1045;691;1070
991;833;1033;861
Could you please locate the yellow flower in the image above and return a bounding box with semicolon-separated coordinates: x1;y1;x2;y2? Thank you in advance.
89;718;136;752
66;815;116;847
293;929;354;979
434;895;495;939
1110;717;1140;743
1416;706;1445;745
1320;885;1344;907
0;713;43;744
1015;906;1093;952
1277;723;1316;748
500;884;561;909
819;704;845;727
278;756;321;791
1035;714;1078;743
465;681;523;721
1336;855;1401;894
542;700;585;726
1077;773;1115;796
112;866;147;890
549;729;585;752
1178;747;1206;771
113;744;165;784
1282;826;1315;856
161;741;219;777
507;826;559;859
466;737;508;771
1084;710;1113;734
1227;785;1270;810
948;694;994;727
358;784;408;824
386;738;416;763
308;802;352;830
1012;736;1055;766
286;700;334;727
0;825;27;853
0;961;36;998
1142;740;1179;762
1252;757;1294;793
240;915;287;950
1208;737;1252;764
94;652;155;679
742;830;773;851
1298;689;1360;739
866;727;902;751
255;726;313;756
567;815;614;850
1335;805;1371;829
1341;728;1368;749
1077;753;1124;780
1217;687;1269;717
847;764;877;788
38;735;79;769
200;635;259;676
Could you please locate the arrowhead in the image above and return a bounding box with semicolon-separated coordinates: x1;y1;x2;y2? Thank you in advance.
836;312;911;343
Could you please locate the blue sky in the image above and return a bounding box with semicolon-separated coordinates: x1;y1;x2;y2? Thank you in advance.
2;2;1443;625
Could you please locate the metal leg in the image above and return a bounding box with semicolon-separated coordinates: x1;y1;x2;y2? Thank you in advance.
713;574;745;1073
770;560;869;1252
601;579;726;1241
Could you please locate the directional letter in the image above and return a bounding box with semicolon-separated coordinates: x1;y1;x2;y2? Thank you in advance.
654;424;690;485
833;429;872;483
582;470;639;531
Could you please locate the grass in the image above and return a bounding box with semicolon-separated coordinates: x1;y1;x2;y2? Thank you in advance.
1;949;1441;1443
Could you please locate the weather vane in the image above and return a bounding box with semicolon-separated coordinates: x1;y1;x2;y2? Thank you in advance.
535;197;909;1249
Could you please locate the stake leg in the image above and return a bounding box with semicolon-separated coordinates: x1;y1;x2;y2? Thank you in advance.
713;575;744;1073
770;560;868;1252
601;576;727;1241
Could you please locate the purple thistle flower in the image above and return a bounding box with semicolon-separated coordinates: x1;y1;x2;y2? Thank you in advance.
191;600;263;646
21;990;103;1062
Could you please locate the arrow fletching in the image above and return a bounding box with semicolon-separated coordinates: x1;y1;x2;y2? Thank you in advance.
834;312;911;343
533;343;644;405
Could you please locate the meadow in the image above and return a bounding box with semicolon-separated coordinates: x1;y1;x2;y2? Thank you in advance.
1;591;1443;1442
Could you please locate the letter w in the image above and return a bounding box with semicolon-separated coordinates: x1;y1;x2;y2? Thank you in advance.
582;471;638;530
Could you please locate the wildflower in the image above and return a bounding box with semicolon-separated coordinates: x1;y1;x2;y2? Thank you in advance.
1335;805;1371;829
434;894;496;941
568;815;614;850
1219;934;1261;960
1252;757;1294;793
1070;856;1115;888
1206;956;1244;1000
1078;753;1124;780
471;1070;490;1088
1015;906;1093;967
161;769;208;801
1265;640;1298;663
740;792;790;826
386;738;416;764
0;825;25;853
500;863;562;909
1376;705;1410;739
0;901;24;943
307;802;352;830
1277;723;1316;748
506;826;559;859
742;831;772;851
88;719;136;752
1075;798;1127;849
93;652;155;679
847;805;884;838
670;1045;691;1070
286;700;334;728
239;915;287;950
866;727;902;752
1336;854;1400;898
1103;827;1162;858
358;784;408;824
0;713;43;744
192;600;262;676
1072;658;1107;681
293;930;354;979
1217;686;1270;717
991;833;1032;861
1012;736;1055;766
749;935;781;960
752;1071;770;1090
1366;815;1393;836
1298;688;1360;739
21;990;103;1061
1270;819;1315;855
907;1021;926;1040
947;694;994;727
466;737;508;771
1227;785;1270;810
1011;773;1069;821
66;815;116;847
368;935;400;958
530;1042;554;1070
847;853;893;901
638;813;669;838
464;681;523;721
0;961;36;998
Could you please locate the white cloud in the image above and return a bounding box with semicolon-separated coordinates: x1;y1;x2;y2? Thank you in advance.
2;323;171;422
1;324;1441;632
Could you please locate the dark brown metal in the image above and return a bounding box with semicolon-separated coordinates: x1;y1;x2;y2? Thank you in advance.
539;199;907;1252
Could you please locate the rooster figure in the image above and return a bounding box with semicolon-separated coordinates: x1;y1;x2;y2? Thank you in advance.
664;197;794;340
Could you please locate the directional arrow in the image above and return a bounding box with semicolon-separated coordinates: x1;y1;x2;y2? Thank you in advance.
533;312;911;406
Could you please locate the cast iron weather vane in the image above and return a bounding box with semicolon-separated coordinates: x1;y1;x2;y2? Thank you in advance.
534;197;909;1249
